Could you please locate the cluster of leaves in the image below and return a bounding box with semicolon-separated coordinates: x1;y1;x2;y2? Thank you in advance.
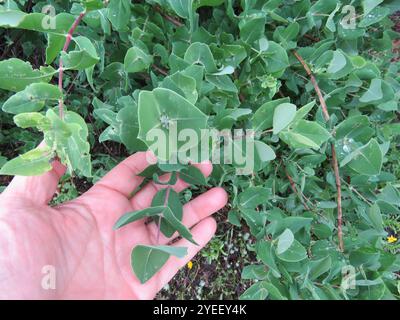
1;0;400;299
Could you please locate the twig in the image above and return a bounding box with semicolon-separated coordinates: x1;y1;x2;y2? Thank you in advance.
65;71;80;95
58;12;86;119
330;144;343;251
152;64;169;76
25;0;33;12
292;50;330;122
341;178;373;206
292;50;344;252
154;6;183;28
233;70;245;102
304;34;320;43
283;165;311;211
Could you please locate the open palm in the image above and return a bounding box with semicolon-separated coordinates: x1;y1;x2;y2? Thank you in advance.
0;151;227;299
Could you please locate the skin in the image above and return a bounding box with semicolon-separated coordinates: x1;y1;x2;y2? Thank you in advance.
0;151;228;299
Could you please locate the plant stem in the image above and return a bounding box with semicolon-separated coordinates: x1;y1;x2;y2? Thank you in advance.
292;50;344;252
152;64;169;76
292;50;330;122
157;187;171;244
154;6;183;27
58;12;86;119
331;144;343;251
285;169;311;211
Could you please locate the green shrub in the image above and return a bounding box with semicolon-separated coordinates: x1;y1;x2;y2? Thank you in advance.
1;0;400;299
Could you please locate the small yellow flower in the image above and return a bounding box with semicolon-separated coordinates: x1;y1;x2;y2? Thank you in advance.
387;235;398;244
187;261;193;270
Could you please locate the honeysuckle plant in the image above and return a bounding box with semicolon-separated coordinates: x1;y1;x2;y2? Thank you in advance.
0;0;400;298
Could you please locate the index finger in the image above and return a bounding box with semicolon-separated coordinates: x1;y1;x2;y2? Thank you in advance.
91;151;157;197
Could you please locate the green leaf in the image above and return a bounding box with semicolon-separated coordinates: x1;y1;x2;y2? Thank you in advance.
276;229;295;255
241;265;268;280
240;281;269;300
241;209;267;236
239;187;269;209
184;42;217;73
0;10;27;27
257;240;281;278
194;0;224;8
293;101;316;122
252;98;290;132
13;112;50;130
138;88;208;161
327;51;347;74
73;36;99;89
262;42;289;76
239;12;266;45
326;4;342;32
205;74;238;93
276;239;307;263
359;6;390;27
279;120;331;150
0;58;55;92
283;217;313;233
179;166;207;186
360;79;383;103
345;139;383;176
83;0;104;11
2;83;61;114
309;256;332;281
273;22;299;49
131;245;187;284
263;282;288;300
161;72;198;104
272;103;297;135
0;11;74;34
61;49;100;71
107;0;131;31
44;110;92;177
152;188;183;238
163;206;198;245
124;46;153;73
166;0;195;28
0;146;53;176
117;105;145;152
335;115;373;141
362;0;384;16
114;206;165;229
254;141;276;162
367;203;384;233
378;100;398;112
349;247;380;269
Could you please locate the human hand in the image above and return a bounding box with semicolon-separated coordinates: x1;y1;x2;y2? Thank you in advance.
0;151;228;299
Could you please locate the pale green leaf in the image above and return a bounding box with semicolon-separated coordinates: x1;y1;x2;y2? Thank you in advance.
0;146;53;176
2;83;61;114
272;103;297;135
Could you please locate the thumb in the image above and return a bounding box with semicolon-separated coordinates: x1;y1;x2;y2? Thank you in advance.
3;156;66;205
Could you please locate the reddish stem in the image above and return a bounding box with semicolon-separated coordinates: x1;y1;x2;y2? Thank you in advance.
292;50;330;122
58;12;86;119
152;64;169;76
285;168;311;211
331;144;344;251
154;6;183;27
292;50;344;252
